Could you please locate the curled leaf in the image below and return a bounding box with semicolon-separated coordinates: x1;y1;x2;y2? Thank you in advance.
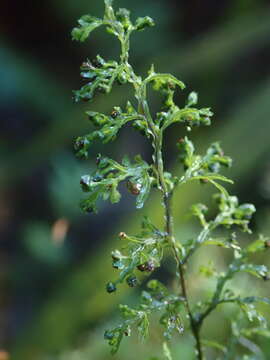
72;16;103;42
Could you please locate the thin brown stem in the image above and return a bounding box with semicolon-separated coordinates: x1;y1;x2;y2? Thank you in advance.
176;254;203;360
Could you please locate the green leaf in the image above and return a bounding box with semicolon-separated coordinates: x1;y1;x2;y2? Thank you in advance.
147;280;169;297
213;194;256;232
145;72;185;91
192;173;233;184
105;305;149;354
104;0;116;21
207;178;230;197
188;174;233;197
136;170;152;209
138;313;149;341
86;111;109;127
243;327;270;339
119;304;138;319
241;296;270;306
235;296;269;325
141;216;159;233
246;235;269;254
74;137;91;159
164;108;212;130
104;328;124;355
234;204;256;220
75;108;143;159
191;203;208;227
135;16;155;31
199;261;217;278
116;8;132;30
71;16;103;42
160;308;184;340
177;139;232;190
204;238;241;251
108;222;165;288
79;155;152;213
239;264;268;279
73;56;121;103
177;136;195;163
186;91;198;107
202;339;227;354
110;183;121;203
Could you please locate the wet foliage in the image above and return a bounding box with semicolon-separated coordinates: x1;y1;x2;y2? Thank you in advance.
72;1;270;359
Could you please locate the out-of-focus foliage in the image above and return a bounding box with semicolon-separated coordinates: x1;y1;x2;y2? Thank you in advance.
0;0;270;359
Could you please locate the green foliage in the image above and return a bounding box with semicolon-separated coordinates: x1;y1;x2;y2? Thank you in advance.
107;218;165;291
104;280;183;354
79;154;152;213
72;1;269;359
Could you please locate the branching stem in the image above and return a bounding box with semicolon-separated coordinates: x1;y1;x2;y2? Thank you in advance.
127;53;204;360
154;133;203;360
73;4;268;359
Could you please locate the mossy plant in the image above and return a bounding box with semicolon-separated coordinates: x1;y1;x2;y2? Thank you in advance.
72;1;270;359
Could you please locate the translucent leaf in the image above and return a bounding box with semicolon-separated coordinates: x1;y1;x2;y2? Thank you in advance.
136;171;152;209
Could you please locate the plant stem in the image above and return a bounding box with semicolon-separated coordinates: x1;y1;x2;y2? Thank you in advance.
177;259;203;360
154;134;203;360
132;66;203;359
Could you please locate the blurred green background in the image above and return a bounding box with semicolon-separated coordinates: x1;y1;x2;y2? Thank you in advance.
1;0;270;359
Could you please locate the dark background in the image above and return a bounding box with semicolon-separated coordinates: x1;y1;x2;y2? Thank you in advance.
1;0;270;359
